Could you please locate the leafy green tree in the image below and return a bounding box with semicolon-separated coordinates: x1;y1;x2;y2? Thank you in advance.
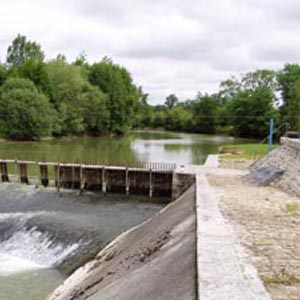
0;78;53;140
0;65;7;86
164;94;179;108
228;88;277;138
165;106;193;131
242;69;277;91
80;84;109;135
46;58;87;135
6;34;45;66
192;94;218;134
133;88;153;129
89;58;139;134
9;60;54;100
277;64;300;130
152;111;166;128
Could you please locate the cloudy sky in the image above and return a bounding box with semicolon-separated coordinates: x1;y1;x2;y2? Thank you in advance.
1;0;300;104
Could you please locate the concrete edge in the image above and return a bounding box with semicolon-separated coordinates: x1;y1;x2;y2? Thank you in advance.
195;170;271;300
204;155;219;168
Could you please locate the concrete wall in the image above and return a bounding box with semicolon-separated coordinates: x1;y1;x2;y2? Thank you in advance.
172;173;196;200
252;137;300;197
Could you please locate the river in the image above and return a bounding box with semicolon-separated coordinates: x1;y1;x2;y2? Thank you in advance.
0;131;247;300
0;131;246;165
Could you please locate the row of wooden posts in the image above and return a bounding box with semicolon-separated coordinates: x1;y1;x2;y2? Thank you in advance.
0;160;175;198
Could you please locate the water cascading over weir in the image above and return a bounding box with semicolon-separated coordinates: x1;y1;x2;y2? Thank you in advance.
0;159;196;300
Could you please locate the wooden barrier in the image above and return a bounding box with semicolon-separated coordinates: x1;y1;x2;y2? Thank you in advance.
0;160;177;199
40;165;49;187
0;162;9;182
19;163;29;184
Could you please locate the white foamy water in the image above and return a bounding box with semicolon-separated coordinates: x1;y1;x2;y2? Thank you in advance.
0;212;80;276
0;253;43;275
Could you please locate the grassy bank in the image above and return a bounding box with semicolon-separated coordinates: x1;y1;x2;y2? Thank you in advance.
219;143;277;160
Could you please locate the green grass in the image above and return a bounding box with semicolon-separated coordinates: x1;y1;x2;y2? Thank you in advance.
219;143;277;160
285;202;300;215
262;272;300;286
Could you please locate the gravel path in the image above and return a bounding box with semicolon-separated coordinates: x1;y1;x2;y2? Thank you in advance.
208;174;300;300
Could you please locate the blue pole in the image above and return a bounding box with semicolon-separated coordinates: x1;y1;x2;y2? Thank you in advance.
269;117;274;152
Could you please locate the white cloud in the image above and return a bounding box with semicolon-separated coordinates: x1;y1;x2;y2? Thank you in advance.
1;0;300;103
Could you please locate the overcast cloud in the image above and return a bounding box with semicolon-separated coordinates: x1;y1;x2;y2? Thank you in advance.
1;0;300;104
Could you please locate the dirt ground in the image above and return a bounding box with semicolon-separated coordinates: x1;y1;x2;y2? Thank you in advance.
219;158;254;170
207;173;300;300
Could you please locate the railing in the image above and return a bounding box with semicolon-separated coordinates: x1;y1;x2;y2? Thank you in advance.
0;158;177;171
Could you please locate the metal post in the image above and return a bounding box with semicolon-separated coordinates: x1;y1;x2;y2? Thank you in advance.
269;117;274;152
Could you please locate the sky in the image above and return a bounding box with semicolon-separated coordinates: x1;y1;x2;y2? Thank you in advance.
1;0;300;104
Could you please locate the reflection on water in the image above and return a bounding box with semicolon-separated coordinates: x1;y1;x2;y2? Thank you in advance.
0;131;249;165
131;131;248;164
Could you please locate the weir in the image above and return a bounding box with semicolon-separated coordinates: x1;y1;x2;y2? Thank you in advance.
0;159;184;199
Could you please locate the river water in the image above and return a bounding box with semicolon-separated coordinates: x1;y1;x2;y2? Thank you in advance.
0;131;245;165
0;131;246;299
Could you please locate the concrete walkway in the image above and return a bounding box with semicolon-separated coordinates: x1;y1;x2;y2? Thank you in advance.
180;156;271;300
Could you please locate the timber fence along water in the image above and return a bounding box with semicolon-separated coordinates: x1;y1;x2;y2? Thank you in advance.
0;159;176;199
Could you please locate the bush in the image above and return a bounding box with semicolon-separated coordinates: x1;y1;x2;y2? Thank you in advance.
0;78;54;140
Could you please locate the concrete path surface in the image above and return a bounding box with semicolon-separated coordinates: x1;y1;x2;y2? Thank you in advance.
179;156;271;300
196;171;271;300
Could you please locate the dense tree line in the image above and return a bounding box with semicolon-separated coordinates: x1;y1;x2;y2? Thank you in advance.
139;67;300;139
1;34;300;140
0;35;144;140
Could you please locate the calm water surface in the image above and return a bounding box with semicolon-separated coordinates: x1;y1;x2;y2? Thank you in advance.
0;131;247;165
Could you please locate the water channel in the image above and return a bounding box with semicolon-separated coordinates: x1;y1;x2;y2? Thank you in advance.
0;131;248;299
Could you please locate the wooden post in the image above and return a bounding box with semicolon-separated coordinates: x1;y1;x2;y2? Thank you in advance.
79;164;84;193
126;167;129;195
35;161;39;188
56;163;60;192
72;166;75;189
149;168;153;198
102;167;106;194
19;163;29;184
40;164;49;187
15;159;18;182
0;161;9;182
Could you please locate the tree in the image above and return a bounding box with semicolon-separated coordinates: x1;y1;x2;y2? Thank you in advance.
165;106;192;131
80;84;109;135
192;94;218;134
46;58;87;135
0;78;54;140
228;88;277;138
242;69;277;92
89;58;139;134
277;64;300;130
0;65;7;86
6;34;45;66
9;59;54;100
164;94;179;108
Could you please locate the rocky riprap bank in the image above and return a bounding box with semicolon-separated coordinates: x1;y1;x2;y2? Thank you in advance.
251;137;300;197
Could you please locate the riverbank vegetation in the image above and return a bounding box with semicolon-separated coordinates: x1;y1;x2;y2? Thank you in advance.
141;68;300;139
1;34;300;140
219;144;274;160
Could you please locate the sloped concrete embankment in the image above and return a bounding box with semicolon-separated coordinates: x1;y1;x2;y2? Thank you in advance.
47;185;197;300
251;137;300;197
